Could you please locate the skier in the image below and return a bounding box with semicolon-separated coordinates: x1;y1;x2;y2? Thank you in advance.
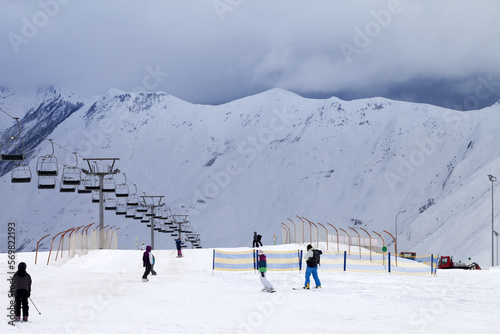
142;245;153;282
139;243;145;250
303;244;322;289
257;234;263;247
175;238;183;257
258;251;275;293
13;262;32;322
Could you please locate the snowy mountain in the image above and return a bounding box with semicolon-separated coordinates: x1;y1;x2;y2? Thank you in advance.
1;87;499;266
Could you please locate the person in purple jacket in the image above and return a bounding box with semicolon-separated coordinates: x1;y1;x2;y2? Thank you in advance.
142;245;154;282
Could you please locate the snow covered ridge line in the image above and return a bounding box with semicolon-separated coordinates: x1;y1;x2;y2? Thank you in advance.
212;249;439;275
181;105;296;215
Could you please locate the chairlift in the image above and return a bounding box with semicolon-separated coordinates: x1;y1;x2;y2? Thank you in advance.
60;182;76;193
77;184;91;194
84;174;100;191
125;207;136;218
116;203;127;215
92;190;100;203
36;139;58;176
37;175;56;189
127;184;139;206
105;195;117;210
11;164;32;183
145;207;155;217
154;208;163;219
115;173;129;197
102;176;116;193
136;204;148;213
1;118;26;161
61;153;81;185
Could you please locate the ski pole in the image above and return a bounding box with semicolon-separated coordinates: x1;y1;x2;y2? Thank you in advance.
29;297;41;315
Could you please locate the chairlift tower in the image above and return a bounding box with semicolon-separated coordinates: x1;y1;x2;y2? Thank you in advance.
141;195;164;250
81;158;120;249
171;214;190;243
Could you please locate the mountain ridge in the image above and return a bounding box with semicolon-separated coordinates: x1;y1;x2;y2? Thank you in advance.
1;87;499;266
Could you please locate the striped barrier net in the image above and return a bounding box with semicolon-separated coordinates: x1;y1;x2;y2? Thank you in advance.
213;249;439;275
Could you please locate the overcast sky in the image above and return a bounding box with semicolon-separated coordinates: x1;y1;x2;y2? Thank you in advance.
1;0;500;110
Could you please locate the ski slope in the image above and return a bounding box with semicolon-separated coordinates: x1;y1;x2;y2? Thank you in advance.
2;245;499;334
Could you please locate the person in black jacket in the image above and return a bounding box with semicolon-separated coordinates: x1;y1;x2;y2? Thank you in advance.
303;244;322;289
253;232;263;248
14;262;32;322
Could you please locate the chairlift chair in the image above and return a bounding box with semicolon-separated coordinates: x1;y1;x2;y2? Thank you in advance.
154;223;161;231
126;183;139;205
77;184;91;194
105;197;117;210
142;217;150;223
125;207;136;218
92;190;100;203
171;233;178;237
102;176;116;193
145;207;155;217
154;208;163;219
60;182;76;193
37;175;56;189
85;175;100;190
136;204;148;213
133;212;144;220
61;166;81;185
36;155;58;176
11;164;32;183
116;204;127;215
1;118;26;161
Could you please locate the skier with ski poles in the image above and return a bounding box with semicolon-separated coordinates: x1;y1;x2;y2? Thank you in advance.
13;262;32;322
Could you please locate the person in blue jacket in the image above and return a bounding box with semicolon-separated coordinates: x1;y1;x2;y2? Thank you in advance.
175;238;183;257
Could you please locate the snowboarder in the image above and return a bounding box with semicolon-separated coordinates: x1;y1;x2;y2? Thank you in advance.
13;262;32;322
142;245;153;282
303;244;322;289
175;238;183;257
258;251;275;293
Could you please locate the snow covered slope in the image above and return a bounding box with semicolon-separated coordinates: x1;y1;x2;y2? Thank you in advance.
0;88;499;266
2;247;500;333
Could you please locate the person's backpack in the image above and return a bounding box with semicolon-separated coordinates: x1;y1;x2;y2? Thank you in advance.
313;249;322;265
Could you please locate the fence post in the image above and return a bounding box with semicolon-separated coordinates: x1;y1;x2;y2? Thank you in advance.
343;251;347;272
212;249;215;275
299;250;303;272
35;234;50;264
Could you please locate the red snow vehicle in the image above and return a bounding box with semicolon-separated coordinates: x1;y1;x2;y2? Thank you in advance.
438;256;481;270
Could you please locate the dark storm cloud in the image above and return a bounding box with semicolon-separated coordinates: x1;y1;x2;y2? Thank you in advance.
1;0;499;110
